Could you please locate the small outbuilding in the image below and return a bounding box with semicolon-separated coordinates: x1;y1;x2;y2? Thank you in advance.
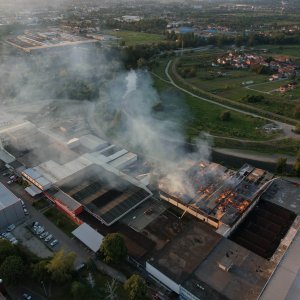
72;223;104;253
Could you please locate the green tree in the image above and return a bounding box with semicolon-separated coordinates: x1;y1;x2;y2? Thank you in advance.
0;255;24;284
0;240;17;264
137;58;147;69
294;123;300;134
71;281;89;300
31;260;49;281
294;106;300;120
124;274;148;300
219;110;231;121
46;250;76;283
276;157;287;174
100;233;127;264
294;150;300;176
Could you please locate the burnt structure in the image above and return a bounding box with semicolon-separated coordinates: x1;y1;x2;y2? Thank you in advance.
159;161;274;233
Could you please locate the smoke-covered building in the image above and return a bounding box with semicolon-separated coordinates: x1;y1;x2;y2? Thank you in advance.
1;120;151;226
159;161;274;236
0;183;25;229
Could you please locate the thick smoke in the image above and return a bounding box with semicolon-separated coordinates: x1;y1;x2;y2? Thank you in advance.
0;39;212;195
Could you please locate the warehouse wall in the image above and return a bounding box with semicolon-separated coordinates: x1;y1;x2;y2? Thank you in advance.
0;201;24;229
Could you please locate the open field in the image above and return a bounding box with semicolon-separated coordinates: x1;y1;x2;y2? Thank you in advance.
254;45;300;59
247;80;290;93
175;51;300;119
107;30;164;46
151;62;274;141
151;57;300;156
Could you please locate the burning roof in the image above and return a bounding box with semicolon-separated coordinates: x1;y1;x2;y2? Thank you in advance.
159;161;274;229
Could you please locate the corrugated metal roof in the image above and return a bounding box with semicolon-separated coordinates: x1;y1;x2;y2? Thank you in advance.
72;223;103;252
0;183;20;209
79;134;109;151
54;190;82;212
23;168;41;180
25;185;42;197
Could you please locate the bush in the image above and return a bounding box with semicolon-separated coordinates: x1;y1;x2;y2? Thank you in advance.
243;94;265;103
219;110;231;121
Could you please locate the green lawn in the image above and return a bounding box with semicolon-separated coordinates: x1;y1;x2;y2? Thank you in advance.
174;51;300;119
32;198;50;211
254;45;300;59
107;30;165;46
44;207;78;237
152;77;274;141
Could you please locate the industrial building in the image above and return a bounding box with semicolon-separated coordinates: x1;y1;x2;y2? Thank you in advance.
0;183;25;229
6;29;99;53
0;121;151;226
159;161;274;235
146;177;300;300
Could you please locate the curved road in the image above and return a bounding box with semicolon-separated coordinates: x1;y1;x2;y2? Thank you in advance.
164;60;299;140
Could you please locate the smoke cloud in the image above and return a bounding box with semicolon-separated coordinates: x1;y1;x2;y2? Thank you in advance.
0;38;213;195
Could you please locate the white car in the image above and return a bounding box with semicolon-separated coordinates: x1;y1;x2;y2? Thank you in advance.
35;226;44;235
23;208;29;216
45;234;53;242
50;239;58;247
40;231;49;239
6;224;16;232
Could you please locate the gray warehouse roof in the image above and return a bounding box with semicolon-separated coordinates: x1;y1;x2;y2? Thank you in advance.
72;223;103;252
0;183;20;209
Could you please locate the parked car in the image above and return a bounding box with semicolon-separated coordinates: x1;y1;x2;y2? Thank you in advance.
50;239;58;247
45;234;53;242
21;200;26;207
2;172;8;176
7;180;13;184
23;293;32;300
35;226;44;235
75;263;85;271
23;208;29;215
40;231;49;239
32;221;39;227
6;224;16;232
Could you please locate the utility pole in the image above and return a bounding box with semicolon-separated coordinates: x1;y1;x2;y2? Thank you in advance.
41;281;47;297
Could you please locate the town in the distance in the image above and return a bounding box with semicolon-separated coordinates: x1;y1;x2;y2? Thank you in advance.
0;1;299;300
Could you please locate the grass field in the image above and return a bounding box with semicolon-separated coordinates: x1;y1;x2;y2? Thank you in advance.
32;198;50;211
151;66;273;141
175;51;300;118
254;45;300;59
44;207;77;236
150;57;300;155
108;30;165;46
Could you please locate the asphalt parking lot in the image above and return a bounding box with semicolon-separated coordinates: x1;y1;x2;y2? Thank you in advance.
13;224;53;258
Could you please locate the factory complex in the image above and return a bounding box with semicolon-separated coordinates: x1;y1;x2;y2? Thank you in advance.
159;161;275;235
6;28;99;53
0;120;152;226
0;118;299;300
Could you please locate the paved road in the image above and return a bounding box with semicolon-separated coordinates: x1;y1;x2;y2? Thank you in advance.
165;60;299;140
214;148;296;165
0;176;127;285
